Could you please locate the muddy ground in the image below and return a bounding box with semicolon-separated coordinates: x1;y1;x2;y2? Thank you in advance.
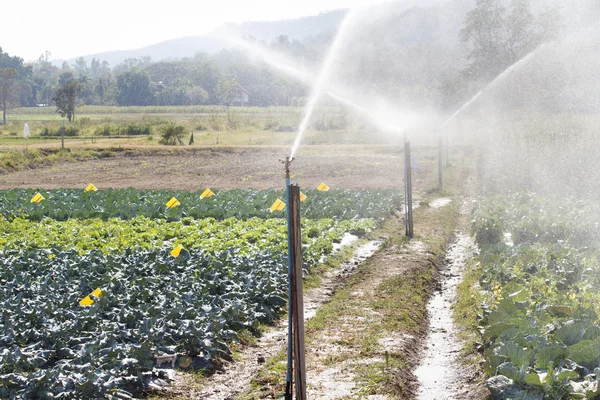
0;145;436;190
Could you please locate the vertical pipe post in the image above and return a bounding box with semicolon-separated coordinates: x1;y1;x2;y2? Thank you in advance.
445;128;450;167
438;132;443;192
290;184;306;400
404;139;414;238
61;119;65;150
403;136;408;236
407;142;414;237
282;157;295;400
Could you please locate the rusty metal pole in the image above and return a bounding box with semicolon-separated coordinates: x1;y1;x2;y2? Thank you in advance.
280;156;295;400
290;184;306;400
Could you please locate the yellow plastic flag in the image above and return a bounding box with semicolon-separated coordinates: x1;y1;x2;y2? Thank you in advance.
85;183;97;192
317;183;330;192
166;197;181;209
270;199;286;212
300;192;307;202
79;288;103;306
200;188;215;199
171;244;183;258
31;193;45;203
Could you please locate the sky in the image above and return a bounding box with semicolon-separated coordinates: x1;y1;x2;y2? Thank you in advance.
0;0;389;62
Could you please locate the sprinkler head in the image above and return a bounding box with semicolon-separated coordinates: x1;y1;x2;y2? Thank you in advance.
279;157;295;180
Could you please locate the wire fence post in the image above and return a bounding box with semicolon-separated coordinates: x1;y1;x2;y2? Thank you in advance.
61;119;65;150
404;139;414;238
290;184;306;400
445;128;450;167
438;132;443;192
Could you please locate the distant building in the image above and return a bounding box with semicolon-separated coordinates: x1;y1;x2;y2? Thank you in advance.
232;85;249;106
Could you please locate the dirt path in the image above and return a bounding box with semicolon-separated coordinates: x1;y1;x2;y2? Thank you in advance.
225;195;464;400
0;146;430;190
304;239;431;399
415;233;474;400
167;240;382;400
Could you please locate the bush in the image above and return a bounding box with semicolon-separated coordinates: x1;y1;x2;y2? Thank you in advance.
472;215;504;246
124;122;151;135
95;125;114;136
77;117;92;128
159;124;187;145
41;126;79;137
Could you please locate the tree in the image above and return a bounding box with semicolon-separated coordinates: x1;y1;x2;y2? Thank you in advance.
0;68;17;125
0;48;29;124
53;79;83;122
461;0;563;81
215;76;237;125
116;69;153;106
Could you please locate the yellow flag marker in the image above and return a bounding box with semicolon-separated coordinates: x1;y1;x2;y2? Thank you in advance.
270;199;286;212
85;183;97;192
300;192;307;202
31;193;45;203
200;188;215;199
317;183;330;192
79;288;104;306
166;197;181;209
171;244;183;258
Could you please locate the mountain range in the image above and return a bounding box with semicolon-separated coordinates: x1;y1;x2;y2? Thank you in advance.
52;0;453;67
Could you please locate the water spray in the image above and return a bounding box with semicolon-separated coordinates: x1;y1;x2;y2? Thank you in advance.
439;91;483;130
227;33;414;137
290;8;360;158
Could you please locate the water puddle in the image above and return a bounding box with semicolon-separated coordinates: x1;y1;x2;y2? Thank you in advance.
332;232;359;252
415;233;473;400
430;198;452;209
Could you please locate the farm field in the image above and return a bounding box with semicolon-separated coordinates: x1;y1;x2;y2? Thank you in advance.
2;0;598;397
456;193;600;399
0;184;402;398
0;145;421;191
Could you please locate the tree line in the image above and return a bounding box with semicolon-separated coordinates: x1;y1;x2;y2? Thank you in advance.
0;0;566;124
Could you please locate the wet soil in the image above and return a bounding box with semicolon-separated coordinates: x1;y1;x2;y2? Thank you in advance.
415;233;474;400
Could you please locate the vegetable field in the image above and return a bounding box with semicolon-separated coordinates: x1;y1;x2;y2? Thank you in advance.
468;193;600;399
0;187;400;398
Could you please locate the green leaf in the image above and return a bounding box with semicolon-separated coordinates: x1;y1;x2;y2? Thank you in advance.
534;345;566;369
568;339;600;370
524;372;542;388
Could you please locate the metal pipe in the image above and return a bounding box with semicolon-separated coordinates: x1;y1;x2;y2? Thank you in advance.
438;133;443;191
403;134;408;235
280;156;295;400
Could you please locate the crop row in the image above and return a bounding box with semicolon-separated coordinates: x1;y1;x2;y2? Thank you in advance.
471;192;600;248
0;216;373;271
0;248;289;399
469;194;600;399
0;188;402;222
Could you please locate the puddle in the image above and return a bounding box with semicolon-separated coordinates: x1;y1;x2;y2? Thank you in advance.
504;232;514;246
332;232;359;252
415;233;474;400
430;198;452;209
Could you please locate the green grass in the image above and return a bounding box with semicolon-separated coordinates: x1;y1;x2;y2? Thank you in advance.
454;259;485;356
0;148;116;173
